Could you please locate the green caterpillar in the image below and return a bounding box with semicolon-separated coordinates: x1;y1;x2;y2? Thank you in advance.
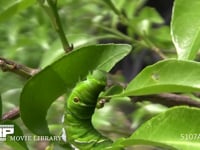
64;70;112;149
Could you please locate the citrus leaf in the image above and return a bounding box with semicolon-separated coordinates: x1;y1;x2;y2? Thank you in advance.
171;0;200;60
0;95;2;118
122;59;200;96
129;106;200;150
108;138;177;150
20;44;131;135
0;0;36;23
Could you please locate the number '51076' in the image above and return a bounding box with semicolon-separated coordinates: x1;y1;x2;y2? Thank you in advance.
180;133;200;141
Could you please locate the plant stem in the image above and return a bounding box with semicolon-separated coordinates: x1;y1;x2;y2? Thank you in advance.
95;24;133;42
102;0;128;25
0;57;39;79
132;93;200;107
102;0;121;16
1;107;20;121
45;0;73;52
0;57;39;120
141;32;167;59
2;93;200;121
151;46;167;59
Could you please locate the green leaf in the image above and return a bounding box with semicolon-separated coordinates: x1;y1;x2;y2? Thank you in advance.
149;26;174;49
102;0;121;16
0;95;2;117
0;0;36;23
101;85;124;97
129;106;200;150
40;34;121;68
171;0;200;60
2;121;28;150
122;59;200;96
108;138;177;150
138;7;164;24
0;0;17;9
123;0;146;20
131;104;167;129
20;44;131;135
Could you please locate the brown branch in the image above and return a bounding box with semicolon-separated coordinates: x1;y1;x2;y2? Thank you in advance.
193;92;200;98
0;57;39;78
1;107;20;121
0;57;39;120
132;93;200;107
2;93;200;121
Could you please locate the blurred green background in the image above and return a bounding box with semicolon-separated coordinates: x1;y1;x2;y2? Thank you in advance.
0;0;174;149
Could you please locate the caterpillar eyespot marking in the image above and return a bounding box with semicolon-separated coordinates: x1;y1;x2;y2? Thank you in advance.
73;97;79;103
